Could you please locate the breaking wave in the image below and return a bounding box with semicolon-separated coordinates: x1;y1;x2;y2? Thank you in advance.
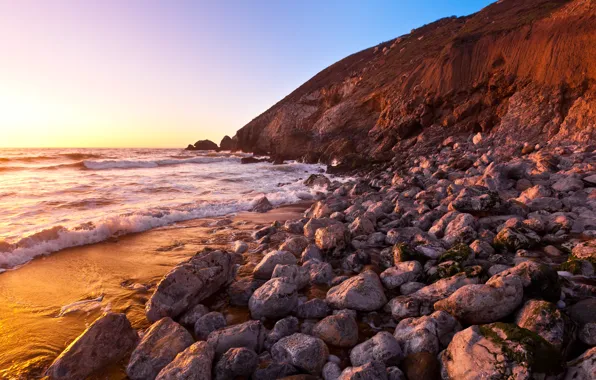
0;188;316;271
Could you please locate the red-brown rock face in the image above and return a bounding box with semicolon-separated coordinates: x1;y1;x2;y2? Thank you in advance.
234;0;596;163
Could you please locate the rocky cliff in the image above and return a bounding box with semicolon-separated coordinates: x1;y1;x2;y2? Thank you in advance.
234;0;596;164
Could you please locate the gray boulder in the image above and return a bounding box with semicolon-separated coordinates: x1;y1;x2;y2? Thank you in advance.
46;313;138;380
312;312;359;348
272;264;310;290
326;270;387;311
249;277;299;319
271;333;329;374
206;320;267;355
253;250;297;280
434;275;523;324
155;341;214;380
126;317;194;380
565;347;596;380
178;304;209;327
146;250;233;322
350;331;402;367
380;261;422;290
214;347;258;380
253;196;274;213
194;312;226;341
393;311;460;356
386;272;480;320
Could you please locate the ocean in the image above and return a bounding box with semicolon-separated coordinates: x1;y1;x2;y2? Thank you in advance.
0;148;328;272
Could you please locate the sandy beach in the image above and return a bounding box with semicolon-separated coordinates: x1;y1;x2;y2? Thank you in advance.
0;203;311;378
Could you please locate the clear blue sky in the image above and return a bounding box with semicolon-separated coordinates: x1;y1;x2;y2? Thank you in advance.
0;0;493;147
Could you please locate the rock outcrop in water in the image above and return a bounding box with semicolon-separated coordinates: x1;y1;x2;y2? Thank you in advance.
233;0;596;165
186;139;219;151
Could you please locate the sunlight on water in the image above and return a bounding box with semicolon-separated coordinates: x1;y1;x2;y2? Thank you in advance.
0;148;328;271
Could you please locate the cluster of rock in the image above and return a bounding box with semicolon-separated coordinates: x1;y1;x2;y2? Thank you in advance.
185;136;237;151
46;134;595;379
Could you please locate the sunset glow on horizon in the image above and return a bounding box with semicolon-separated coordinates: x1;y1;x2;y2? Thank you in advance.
0;0;492;148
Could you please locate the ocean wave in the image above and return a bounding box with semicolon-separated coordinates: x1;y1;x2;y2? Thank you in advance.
0;188;317;271
60;153;105;160
82;156;230;170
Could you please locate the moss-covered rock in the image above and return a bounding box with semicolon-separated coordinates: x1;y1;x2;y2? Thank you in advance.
489;261;561;302
392;243;425;264
493;227;541;252
441;323;563;379
478;323;563;375
438;243;472;264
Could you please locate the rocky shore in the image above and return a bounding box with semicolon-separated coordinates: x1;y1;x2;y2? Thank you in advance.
43;133;595;379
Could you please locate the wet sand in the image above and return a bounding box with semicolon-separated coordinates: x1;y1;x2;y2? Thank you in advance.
0;203;310;379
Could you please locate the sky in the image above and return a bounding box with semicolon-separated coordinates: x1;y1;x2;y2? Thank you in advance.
0;0;493;148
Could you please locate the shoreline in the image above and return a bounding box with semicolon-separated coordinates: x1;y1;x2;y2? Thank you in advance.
0;201;314;379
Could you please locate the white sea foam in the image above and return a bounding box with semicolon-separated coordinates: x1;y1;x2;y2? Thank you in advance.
0;148;348;272
83;156;229;170
0;183;326;270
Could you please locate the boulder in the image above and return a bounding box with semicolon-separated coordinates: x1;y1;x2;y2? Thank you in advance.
488;260;561;302
214;347;258;380
271;333;329;374
126;317;194;380
326;270;387;311
194;312;226;341
493;227;540;251
323;362;342;380
178;304;209;327
253;250;297;280
272;264;309;290
233;241;248;254
572;240;596;262
380;261;423;290
253;197;274;213
249;278;299;319
295;299;330;319
312;312;359;348
46;313;138;380
349;216;376;236
434;275;524;324
265;316;300;350
155;342;214;380
567;298;596;325
207;320;267;355
443;213;478;245
552;176;584;192
515;300;569;349
386;272;480;320
401;351;440;380
393;311;461;356
219;135;234;151
440;323;563;379
279;236;309;255
304;260;334;285
304;174;331;188
338;361;388;380
146;249;234;322
304;218;339;239
189;139;218;150
565;347;596;380
349;331;402;367
315;223;350;252
228;278;265;306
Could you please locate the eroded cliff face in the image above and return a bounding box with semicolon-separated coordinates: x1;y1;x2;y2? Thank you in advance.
234;0;596;164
